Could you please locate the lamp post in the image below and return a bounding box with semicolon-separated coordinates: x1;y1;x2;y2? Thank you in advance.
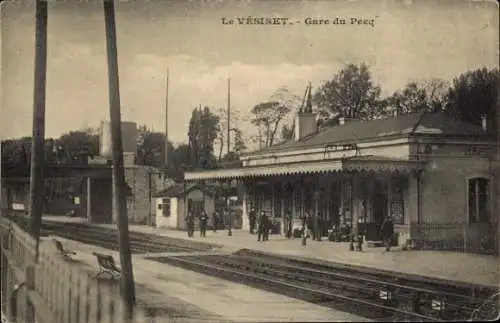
313;190;320;242
226;180;233;236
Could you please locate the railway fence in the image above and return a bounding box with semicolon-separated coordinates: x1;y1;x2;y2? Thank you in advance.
0;216;151;323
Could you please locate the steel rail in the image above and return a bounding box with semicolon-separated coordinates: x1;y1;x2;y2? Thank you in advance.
157;255;443;322
237;249;496;298
201;254;484;320
228;254;485;304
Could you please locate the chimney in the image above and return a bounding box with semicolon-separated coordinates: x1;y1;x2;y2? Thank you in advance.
481;114;487;131
294;83;317;141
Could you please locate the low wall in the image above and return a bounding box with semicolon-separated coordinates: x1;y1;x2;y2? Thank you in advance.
410;222;498;253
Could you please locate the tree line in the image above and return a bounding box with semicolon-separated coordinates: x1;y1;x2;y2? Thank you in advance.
2;64;498;179
252;65;498;146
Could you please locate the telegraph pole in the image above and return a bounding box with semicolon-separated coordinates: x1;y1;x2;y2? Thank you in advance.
497;90;500;257
226;78;232;236
28;0;48;250
227;78;231;157
164;69;169;168
103;0;136;317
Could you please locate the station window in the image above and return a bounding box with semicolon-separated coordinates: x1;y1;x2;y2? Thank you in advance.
468;178;490;223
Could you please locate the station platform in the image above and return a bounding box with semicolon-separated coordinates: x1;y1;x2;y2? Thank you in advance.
42;216;499;287
46;234;370;322
117;225;499;287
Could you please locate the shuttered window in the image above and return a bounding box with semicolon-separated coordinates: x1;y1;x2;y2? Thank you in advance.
468;178;490;223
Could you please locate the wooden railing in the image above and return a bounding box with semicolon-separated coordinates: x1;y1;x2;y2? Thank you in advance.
0;216;150;323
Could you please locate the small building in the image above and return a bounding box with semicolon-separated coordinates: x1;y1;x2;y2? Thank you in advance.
154;183;215;230
184;86;499;253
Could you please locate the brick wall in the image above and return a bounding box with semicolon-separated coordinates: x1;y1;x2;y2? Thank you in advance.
89;178;112;223
119;166;173;224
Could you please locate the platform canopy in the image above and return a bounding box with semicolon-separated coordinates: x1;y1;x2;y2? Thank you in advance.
184;156;428;181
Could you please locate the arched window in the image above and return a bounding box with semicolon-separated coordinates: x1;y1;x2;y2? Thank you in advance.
467;177;490;223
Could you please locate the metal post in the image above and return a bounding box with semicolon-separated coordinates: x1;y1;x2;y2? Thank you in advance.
315;193;320;241
164;69;170;168
300;175;307;246
227;179;232;236
103;0;136;317
86;177;92;223
28;0;48;255
227;78;231;158
349;175;355;251
147;172;152;227
184;178;188;235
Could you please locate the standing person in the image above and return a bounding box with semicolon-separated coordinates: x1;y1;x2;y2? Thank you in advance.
226;206;233;236
301;210;310;245
248;206;257;234
263;212;270;241
199;209;208;237
186;210;194;237
284;209;293;238
257;210;268;242
315;215;323;242
212;210;219;233
380;215;394;251
306;210;315;240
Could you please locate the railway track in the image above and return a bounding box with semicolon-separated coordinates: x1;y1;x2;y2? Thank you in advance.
6;215;498;321
235;249;496;300
150;251;498;322
7;215;218;254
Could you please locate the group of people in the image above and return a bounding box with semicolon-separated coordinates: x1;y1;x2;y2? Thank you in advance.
185;208;222;238
247;207;270;241
248;206;395;251
186;205;395;251
283;209;326;241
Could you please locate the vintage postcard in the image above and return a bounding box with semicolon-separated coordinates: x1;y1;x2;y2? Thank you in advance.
1;0;499;322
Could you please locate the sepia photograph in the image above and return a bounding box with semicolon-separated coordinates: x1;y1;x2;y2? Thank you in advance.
1;0;499;322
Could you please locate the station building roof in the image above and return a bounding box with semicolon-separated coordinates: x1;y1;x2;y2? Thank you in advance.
243;112;491;158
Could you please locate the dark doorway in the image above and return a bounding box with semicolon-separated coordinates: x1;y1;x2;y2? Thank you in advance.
373;180;388;225
368;179;388;241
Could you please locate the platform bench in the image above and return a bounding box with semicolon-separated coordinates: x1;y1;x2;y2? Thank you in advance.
92;252;121;280
52;238;77;260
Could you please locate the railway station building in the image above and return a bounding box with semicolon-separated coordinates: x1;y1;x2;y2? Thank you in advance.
153;182;216;230
184;101;498;253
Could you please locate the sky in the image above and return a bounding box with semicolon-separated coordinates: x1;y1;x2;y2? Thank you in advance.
1;0;498;148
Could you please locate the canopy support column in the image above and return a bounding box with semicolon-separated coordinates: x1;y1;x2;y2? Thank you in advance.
241;179;250;232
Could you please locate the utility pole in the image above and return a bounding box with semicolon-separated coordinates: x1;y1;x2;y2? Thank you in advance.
497;90;500;257
227;78;231;157
164;69;169;168
226;78;232;236
103;0;136;317
28;0;48;252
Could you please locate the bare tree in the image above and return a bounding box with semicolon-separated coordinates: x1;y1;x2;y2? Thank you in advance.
270;86;303;141
250;101;291;148
214;107;243;160
270;86;303;114
247;87;300;148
